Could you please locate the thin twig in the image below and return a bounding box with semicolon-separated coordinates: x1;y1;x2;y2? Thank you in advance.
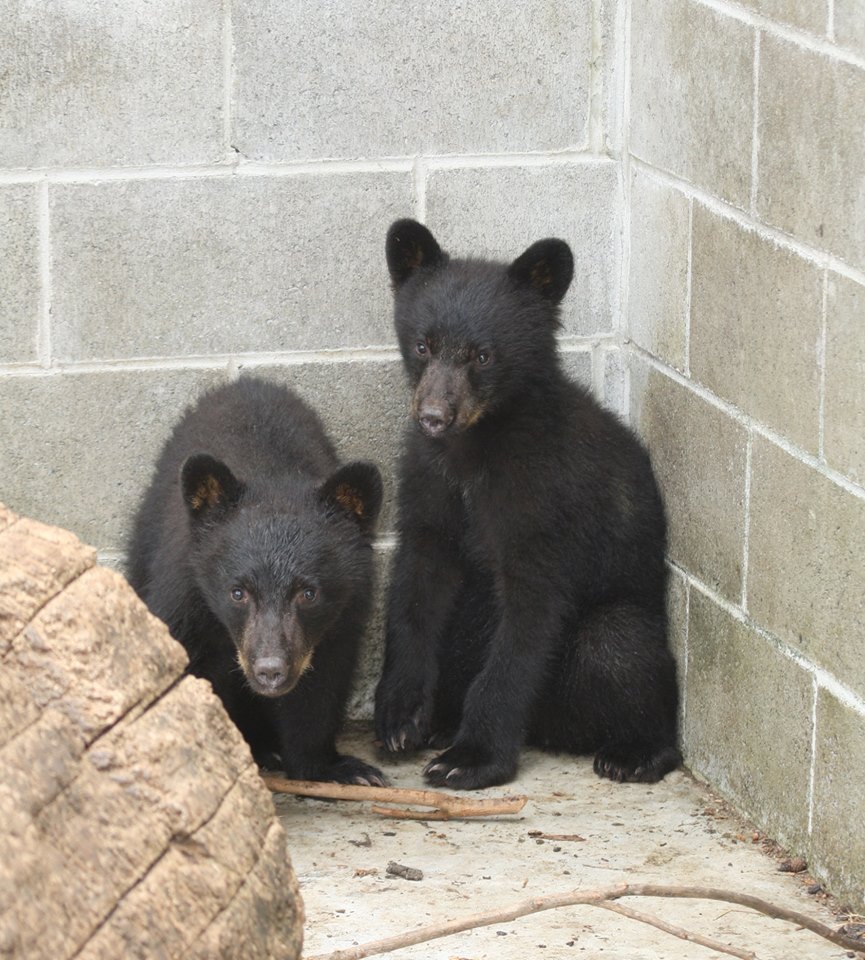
595;900;756;960
304;881;865;960
262;774;527;819
527;830;586;841
625;883;864;951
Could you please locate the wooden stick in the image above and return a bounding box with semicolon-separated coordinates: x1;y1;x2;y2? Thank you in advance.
625;882;864;950
527;830;586;841
304;881;865;960
595;900;756;960
262;774;527;819
369;805;457;820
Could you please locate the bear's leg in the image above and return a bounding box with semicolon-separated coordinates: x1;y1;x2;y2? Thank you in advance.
271;703;387;786
375;524;463;753
429;571;499;747
268;627;387;787
533;601;681;783
423;577;570;789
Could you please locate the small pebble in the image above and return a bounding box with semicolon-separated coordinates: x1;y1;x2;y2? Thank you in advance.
386;861;423;882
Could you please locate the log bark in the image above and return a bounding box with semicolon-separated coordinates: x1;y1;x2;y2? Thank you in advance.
0;504;303;960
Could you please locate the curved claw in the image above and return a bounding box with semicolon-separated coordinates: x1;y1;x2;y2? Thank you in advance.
329;756;388;787
380;706;428;755
423;743;517;790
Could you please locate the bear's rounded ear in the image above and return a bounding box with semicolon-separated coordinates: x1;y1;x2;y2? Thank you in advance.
386;219;445;287
507;238;574;304
320;461;383;535
181;454;244;522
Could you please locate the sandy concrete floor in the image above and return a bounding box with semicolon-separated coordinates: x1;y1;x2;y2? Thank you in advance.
275;728;860;960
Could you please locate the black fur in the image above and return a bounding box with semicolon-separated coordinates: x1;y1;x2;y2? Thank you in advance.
375;220;681;789
128;376;385;785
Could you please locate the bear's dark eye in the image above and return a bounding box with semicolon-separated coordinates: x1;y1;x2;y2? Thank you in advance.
476;350;491;366
298;586;318;605
230;587;248;604
415;340;428;357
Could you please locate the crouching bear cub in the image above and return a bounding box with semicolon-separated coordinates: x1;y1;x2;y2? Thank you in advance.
375;219;681;790
129;376;385;785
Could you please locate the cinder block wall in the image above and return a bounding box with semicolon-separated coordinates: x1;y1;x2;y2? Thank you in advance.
0;2;623;711
3;0;864;912
626;0;865;911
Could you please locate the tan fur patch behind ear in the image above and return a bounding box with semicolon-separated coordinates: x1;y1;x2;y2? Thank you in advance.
334;482;366;519
189;474;224;512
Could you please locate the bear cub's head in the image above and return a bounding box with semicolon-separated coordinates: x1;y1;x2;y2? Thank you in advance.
386;218;574;439
181;453;382;698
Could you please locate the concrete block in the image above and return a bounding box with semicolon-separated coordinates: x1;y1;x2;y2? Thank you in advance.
347;546;389;722
690;206;823;453
232;0;592;160
601;347;625;414
561;349;594;391
631;363;747;602
684;589;812;846
748;436;865;700
0;185;39;364
757;35;865;270
630;0;754;207
425;163;620;337
667;565;688;727
0;368;227;553
824;273;865;483
628;169;689;371
835;0;865;55
596;0;624;154
811;690;865;912
0;0;223;168
237;361;408;534
737;0;828;33
50;174;413;361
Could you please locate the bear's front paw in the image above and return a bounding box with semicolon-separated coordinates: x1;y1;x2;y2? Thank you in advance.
375;679;431;754
423;742;517;790
326;755;388;787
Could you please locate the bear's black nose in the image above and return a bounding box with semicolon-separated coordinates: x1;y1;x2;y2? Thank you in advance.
420;415;447;436
418;402;454;437
253;656;288;690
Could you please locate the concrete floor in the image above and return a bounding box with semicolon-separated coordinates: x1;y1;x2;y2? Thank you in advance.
275;728;860;960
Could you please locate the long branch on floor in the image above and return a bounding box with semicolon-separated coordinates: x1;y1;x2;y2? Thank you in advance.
262;774;528;819
305;881;865;960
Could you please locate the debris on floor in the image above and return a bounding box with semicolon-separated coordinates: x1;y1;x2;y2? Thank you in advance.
274;728;863;960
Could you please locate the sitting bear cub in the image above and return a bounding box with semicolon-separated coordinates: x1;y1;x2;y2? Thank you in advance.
129;376;385;785
375;219;681;789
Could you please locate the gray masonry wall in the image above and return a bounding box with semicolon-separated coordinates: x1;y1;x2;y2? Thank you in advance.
1;0;863;913
0;1;622;714
627;0;865;913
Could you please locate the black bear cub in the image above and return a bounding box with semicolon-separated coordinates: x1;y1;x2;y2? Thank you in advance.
375;219;681;790
129;376;385;785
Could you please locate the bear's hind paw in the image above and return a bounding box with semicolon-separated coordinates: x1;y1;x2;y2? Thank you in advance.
593;743;681;783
